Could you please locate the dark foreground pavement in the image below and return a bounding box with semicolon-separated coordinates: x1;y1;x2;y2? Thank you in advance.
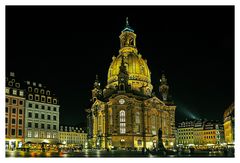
5;149;234;158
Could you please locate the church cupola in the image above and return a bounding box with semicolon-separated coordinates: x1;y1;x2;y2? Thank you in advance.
119;17;137;51
159;74;169;101
118;56;129;91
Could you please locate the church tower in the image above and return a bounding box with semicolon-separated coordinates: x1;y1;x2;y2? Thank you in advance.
91;75;102;102
159;74;169;102
118;56;129;91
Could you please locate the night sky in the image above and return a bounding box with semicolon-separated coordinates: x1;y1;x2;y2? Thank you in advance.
6;6;234;127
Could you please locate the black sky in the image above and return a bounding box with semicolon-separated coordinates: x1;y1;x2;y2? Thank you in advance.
6;6;234;127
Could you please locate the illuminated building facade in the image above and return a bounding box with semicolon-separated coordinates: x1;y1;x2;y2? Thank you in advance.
87;18;176;150
223;103;234;144
24;81;59;144
59;126;87;148
203;121;224;146
5;72;25;150
176;120;224;147
176;120;195;147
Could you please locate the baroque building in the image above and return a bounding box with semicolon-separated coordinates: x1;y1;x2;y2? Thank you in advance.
86;18;176;150
5;72;25;150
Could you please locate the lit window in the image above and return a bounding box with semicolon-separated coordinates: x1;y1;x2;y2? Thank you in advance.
47;132;51;138
151;115;156;135
119;110;126;134
34;131;38;138
135;112;140;124
28;131;32;137
6;88;10;94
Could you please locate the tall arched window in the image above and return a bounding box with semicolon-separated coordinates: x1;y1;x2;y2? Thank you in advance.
119;110;126;134
135;112;140;124
151;115;156;135
135;112;140;133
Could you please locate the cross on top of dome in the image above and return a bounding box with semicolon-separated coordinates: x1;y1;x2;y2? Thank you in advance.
122;17;134;32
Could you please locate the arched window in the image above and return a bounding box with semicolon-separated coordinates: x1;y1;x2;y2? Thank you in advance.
98;115;102;134
119;110;126;134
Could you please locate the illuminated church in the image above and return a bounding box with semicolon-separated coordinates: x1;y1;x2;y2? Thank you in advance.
87;18;176;150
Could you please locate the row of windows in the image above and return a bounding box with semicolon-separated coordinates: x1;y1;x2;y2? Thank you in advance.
204;136;216;139
28;94;57;104
6;118;23;125
178;132;194;135
204;131;215;134
28;87;50;95
27;131;57;138
178;136;194;139
28;103;58;111
6;128;22;136
27;122;57;130
6;107;23;114
27;112;57;120
6;98;24;105
6;88;24;96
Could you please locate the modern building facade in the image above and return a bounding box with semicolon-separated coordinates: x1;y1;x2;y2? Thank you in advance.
5;72;25;150
86;18;176;150
223;103;234;144
24;81;60;144
59;126;87;148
